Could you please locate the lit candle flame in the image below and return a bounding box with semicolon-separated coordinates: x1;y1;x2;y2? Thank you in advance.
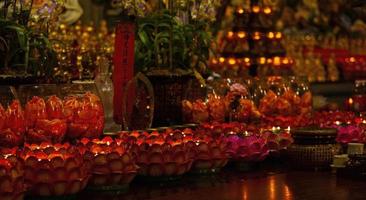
237;8;244;14
348;98;353;105
252;6;260;13
263;7;272;14
237;31;246;38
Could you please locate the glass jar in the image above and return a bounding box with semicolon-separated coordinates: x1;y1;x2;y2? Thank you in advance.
287;76;312;116
258;76;312;117
258;76;291;117
225;78;260;123
182;78;228;124
256;76;312;127
95;55;121;133
0;86;24;147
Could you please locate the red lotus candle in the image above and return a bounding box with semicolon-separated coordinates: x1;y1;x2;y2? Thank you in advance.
0;101;25;147
226;132;269;162
124;131;192;177
262;130;294;151
207;95;226;122
185;129;228;172
64;92;104;139
191;100;209;123
25;96;67;144
0;148;24;200
21;143;89;197
78;137;138;188
312;111;356;127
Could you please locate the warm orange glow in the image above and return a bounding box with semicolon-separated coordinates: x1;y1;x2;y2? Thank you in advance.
237;8;244;14
227;31;234;38
228;58;237;65
282;58;289;65
267;58;273;64
259;57;266;64
212;58;218;64
219;57;225;63
244;57;250;63
253;32;261;40
60;24;66;30
252;6;260;13
238;31;246;38
268;32;274;39
86;26;93;32
273;56;281;66
283;185;293;200
269;176;275;200
349;98;353;105
350;57;356;62
242;185;248;200
275;32;282;39
263;7;272;14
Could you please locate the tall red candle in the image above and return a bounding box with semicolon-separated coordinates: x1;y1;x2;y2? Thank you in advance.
113;20;135;124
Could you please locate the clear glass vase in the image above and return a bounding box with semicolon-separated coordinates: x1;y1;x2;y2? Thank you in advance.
95;55;121;133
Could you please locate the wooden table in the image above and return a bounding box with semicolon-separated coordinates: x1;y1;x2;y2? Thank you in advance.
76;169;366;200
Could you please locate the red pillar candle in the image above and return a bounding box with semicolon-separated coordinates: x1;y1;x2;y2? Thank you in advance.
113;20;135;125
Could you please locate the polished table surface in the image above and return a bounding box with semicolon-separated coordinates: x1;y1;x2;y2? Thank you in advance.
73;168;366;200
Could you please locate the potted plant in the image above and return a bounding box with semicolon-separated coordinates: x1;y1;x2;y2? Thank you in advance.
0;0;61;84
135;0;220;127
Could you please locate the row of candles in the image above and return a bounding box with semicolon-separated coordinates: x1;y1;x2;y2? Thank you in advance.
210;56;294;69
224;31;283;41
2;108;366;199
0;123;294;198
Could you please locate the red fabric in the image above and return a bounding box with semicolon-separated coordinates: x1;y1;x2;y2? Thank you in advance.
113;21;135;124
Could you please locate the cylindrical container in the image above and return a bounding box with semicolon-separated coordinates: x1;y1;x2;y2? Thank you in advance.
288;128;340;170
182;78;228;124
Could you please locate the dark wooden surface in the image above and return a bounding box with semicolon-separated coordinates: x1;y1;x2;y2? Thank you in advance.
76;168;366;200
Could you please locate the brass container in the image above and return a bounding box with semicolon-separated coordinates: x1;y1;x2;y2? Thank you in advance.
288;128;340;170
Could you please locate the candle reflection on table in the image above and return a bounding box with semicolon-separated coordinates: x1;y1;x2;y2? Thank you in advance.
241;175;293;200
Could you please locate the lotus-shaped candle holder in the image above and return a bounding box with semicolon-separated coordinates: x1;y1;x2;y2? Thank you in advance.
64;92;104;140
312;111;356;127
78;137;138;190
125;131;192;178
0;148;24;200
226;133;269;162
21;143;89;197
187;139;228;173
0;100;25;147
25;96;67;144
335;125;366;144
184;128;228;173
262;130;294;151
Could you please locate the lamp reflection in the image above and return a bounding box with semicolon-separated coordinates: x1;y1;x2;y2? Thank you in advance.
241;176;292;200
269;176;275;200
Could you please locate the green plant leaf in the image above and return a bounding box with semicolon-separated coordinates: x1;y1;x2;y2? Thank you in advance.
4;24;28;50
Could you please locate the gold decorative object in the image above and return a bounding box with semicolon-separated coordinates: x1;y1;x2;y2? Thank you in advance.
48;21;115;82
